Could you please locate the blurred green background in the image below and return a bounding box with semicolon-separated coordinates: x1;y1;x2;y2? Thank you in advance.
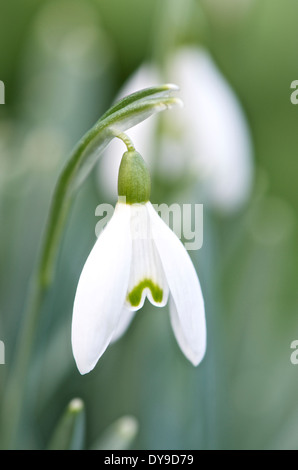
1;0;298;450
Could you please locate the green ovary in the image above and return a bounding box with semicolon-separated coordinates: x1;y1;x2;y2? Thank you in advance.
127;279;163;307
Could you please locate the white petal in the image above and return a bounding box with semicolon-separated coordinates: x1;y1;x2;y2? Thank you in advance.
169;296;205;366
126;203;169;311
147;202;206;366
110;306;136;343
71;202;132;374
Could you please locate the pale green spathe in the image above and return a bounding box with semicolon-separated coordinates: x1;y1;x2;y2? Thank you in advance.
118;150;151;204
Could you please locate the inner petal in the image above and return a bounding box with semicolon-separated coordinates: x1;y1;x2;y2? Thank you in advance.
128;278;164;307
125;204;169;311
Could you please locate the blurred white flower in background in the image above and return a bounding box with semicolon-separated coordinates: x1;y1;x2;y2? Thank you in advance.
98;46;254;214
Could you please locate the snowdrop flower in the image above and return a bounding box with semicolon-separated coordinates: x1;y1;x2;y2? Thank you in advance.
72;147;206;374
98;46;253;213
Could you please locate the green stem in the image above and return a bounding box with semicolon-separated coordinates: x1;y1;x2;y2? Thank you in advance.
113;131;136;152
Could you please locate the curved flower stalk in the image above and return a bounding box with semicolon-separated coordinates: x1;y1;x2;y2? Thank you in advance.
98;46;254;213
72;148;206;374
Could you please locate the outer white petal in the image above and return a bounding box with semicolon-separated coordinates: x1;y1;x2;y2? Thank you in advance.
169;47;253;212
71;202;132;374
147;202;206;366
97;64;161;200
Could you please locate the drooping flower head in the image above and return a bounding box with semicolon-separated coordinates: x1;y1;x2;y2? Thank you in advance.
72;145;206;374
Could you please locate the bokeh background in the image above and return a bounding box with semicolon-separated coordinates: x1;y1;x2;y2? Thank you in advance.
1;0;298;450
